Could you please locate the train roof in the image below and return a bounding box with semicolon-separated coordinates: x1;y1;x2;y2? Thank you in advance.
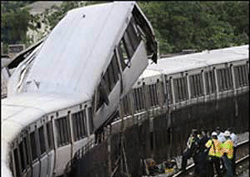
7;1;145;98
146;45;249;75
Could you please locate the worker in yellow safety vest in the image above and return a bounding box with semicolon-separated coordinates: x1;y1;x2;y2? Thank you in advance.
221;130;234;177
205;131;223;177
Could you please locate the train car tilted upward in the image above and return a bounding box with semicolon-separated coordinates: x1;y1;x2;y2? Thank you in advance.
1;2;157;177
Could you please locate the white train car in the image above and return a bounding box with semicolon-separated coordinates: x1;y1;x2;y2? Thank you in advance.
123;45;249;117
1;2;157;177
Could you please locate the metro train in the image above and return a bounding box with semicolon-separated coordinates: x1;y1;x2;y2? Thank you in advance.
68;45;249;177
1;2;157;177
119;45;249;122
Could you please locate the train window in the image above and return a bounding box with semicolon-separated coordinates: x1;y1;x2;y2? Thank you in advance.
117;44;126;71
30;131;38;161
166;78;173;104
112;53;119;84
126;17;141;50
19;141;26;172
122;95;130;116
72;110;87;141
9;151;14;175
149;84;159;107
133;87;145;111
108;61;115;93
119;39;130;67
117;18;141;70
55;116;71;147
105;53;119;94
173;77;188;103
103;71;110;93
205;71;216;95
38;126;46;155
124;31;134;58
96;53;120;110
23;137;30;166
46;121;54;150
234;65;249;88
88;107;94;134
95;81;109;111
189;73;204;98
14;148;21;177
217;68;233;91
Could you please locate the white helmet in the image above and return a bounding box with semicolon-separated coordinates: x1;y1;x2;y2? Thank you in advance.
224;130;231;137
211;132;217;136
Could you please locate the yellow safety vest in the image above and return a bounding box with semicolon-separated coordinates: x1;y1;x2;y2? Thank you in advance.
221;139;234;159
205;139;222;157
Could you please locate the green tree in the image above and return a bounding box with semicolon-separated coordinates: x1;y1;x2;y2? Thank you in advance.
1;1;35;50
1;7;31;44
138;1;249;54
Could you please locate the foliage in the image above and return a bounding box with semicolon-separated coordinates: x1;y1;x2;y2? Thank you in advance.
1;1;249;54
1;6;31;45
138;1;249;54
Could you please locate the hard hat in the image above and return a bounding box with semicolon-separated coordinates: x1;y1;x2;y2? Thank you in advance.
224;130;230;137
211;132;217;136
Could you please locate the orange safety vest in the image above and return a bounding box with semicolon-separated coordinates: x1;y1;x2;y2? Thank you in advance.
221;139;234;159
205;139;222;157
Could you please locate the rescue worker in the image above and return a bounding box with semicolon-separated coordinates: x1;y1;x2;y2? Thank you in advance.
196;129;210;176
228;128;238;176
216;127;226;143
216;127;226;172
205;132;223;177
221;130;234;177
181;129;199;171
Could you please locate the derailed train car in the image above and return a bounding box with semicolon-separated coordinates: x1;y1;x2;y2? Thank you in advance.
1;2;157;177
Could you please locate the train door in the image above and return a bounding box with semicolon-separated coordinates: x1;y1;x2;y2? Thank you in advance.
204;66;217;101
188;69;206;104
37;117;48;177
168;72;190;107
215;63;234;99
28;123;40;177
53;110;72;176
45;115;55;177
70;104;89;156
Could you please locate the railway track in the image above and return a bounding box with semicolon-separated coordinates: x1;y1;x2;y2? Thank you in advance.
172;140;249;177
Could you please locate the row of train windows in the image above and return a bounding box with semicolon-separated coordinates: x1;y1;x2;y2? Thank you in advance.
96;17;141;110
122;95;130;116
72;110;87;141
124;64;248;112
56;108;94;147
170;65;248;103
13;121;54;176
118;17;141;70
12;108;94;176
128;83;161;113
55;116;71;147
234;65;249;88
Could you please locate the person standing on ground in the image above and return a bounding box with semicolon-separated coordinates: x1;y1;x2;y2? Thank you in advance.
216;127;226;172
181;129;199;171
221;130;234;177
228;128;238;176
196;129;210;177
216;127;226;143
205;132;223;177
